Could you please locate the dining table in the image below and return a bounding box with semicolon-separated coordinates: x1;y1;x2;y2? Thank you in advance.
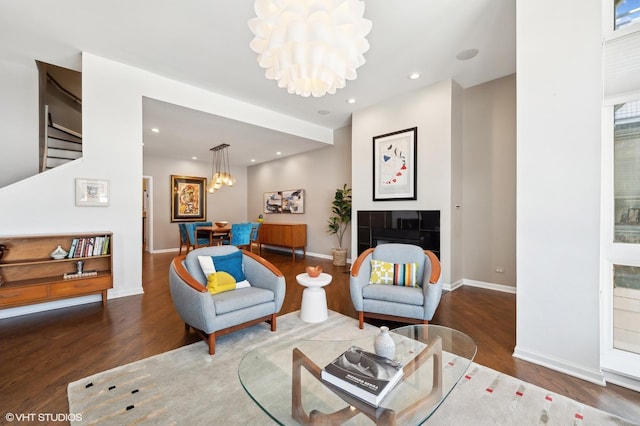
195;224;232;246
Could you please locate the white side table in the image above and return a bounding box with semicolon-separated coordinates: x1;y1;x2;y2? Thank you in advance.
296;272;332;323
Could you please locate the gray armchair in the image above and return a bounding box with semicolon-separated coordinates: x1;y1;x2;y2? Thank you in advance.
169;245;285;354
350;243;442;329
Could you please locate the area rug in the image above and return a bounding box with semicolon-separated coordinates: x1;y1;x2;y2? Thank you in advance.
68;311;636;425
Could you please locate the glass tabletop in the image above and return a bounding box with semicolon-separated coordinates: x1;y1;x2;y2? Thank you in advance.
238;325;476;425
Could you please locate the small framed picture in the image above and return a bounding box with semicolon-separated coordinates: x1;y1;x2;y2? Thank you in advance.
75;178;109;207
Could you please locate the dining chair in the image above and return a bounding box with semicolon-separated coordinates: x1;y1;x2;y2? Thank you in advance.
248;222;261;253
231;223;252;250
178;223;190;255
184;222;213;251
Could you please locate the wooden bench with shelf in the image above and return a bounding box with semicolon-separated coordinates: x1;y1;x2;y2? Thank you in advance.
0;232;113;309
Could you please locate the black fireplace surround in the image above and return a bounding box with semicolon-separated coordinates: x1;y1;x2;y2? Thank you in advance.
357;210;440;257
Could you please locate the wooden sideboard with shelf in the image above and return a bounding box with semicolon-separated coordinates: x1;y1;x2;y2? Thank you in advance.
0;232;113;309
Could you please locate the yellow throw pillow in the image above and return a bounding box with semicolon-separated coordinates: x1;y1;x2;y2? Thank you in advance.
370;260;395;285
370;259;419;287
207;271;237;295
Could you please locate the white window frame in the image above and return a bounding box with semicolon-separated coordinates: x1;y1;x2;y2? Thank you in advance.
600;0;640;390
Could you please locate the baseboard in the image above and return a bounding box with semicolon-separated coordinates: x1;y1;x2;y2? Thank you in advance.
446;280;464;291
444;279;515;294
513;346;606;386
108;287;145;299
461;278;516;294
602;369;640;392
149;247;180;254
259;245;353;264
0;295;104;319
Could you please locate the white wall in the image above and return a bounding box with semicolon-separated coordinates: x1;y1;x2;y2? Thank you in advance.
0;52;332;317
0;60;39;187
515;0;604;383
351;80;456;285
143;156;247;251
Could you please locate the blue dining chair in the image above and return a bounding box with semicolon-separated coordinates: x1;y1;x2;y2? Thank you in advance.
249;221;261;253
178;223;190;255
231;223;252;250
184;222;212;251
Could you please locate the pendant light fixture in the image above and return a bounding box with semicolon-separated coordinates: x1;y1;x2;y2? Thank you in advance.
248;0;372;97
207;144;235;194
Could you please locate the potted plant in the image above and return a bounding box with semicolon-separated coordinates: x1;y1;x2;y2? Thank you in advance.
328;184;352;266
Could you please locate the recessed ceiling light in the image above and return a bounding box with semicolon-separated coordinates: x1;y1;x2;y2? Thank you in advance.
456;48;479;61
346;98;356;104
191;156;197;160
276;151;282;155
151;128;159;133
251;159;256;162
409;72;421;80
317;110;330;115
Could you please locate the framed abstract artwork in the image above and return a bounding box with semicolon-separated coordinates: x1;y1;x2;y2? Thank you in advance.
171;175;206;222
373;127;417;201
263;189;304;213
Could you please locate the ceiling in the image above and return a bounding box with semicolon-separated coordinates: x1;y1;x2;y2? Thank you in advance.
0;0;515;167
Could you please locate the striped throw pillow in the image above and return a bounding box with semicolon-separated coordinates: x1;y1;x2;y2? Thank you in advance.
370;260;419;287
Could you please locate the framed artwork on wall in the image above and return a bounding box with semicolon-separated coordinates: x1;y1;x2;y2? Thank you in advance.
373;127;417;201
75;178;109;207
171;175;206;222
263;189;304;213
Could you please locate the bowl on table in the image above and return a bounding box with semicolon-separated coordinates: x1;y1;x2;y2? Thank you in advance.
305;266;323;278
215;221;229;228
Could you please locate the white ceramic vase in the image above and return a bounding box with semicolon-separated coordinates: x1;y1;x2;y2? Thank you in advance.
374;326;395;360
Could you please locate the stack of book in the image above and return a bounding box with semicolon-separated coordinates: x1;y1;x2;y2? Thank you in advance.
67;235;110;258
321;346;403;407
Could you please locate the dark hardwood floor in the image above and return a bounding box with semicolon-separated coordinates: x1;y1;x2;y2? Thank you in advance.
1;250;639;423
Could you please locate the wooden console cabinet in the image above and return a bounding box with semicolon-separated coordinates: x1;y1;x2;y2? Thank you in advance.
258;223;306;260
0;232;113;309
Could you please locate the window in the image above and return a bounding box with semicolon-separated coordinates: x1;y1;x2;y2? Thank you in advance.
612;265;640;355
615;0;640;30
614;100;640;243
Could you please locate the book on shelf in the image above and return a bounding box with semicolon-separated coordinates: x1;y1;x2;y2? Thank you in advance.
93;236;102;256
65;235;110;258
85;237;95;257
67;239;79;258
102;235;110;255
321;346;403;407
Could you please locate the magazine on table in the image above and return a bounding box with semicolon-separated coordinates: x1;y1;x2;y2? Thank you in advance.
321;346;403;407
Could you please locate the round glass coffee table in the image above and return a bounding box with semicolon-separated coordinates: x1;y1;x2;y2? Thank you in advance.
239;325;476;425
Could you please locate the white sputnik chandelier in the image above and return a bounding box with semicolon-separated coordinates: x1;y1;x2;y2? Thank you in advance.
248;0;372;97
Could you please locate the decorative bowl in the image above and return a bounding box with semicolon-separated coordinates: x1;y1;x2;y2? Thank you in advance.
215;221;229;228
50;245;68;260
305;266;323;278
